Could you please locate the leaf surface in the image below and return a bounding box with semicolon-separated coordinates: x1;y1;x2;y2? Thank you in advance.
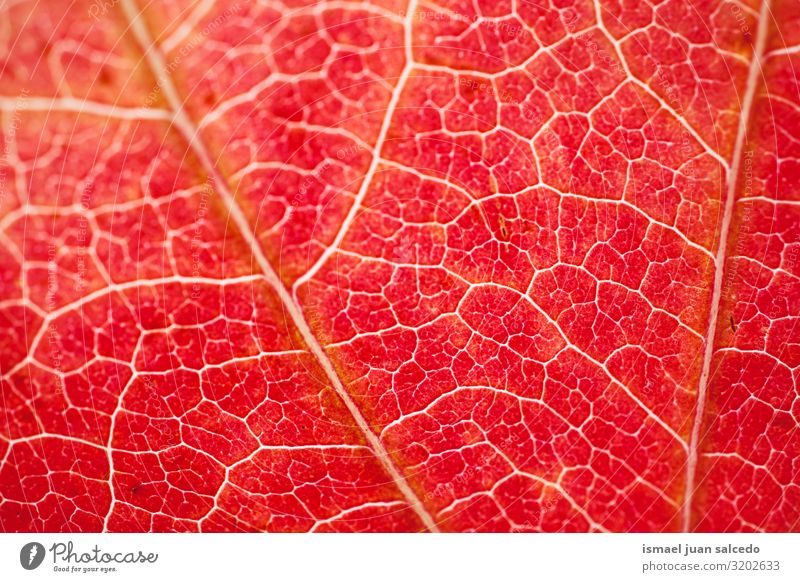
0;0;798;532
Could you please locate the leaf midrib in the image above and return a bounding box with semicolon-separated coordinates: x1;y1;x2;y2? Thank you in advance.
117;0;438;532
680;0;773;532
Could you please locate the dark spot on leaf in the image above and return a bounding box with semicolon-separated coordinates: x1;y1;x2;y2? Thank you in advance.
498;216;509;240
98;67;112;85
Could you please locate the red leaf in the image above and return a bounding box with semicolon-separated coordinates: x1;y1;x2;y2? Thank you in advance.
1;0;798;532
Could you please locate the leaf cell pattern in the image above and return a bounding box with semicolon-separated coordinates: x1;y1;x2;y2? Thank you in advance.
0;0;799;532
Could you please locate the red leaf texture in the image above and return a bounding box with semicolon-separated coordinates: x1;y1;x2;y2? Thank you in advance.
1;0;799;532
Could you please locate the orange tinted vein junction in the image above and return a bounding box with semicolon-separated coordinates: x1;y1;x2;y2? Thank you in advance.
293;3;418;288
681;0;773;533
118;0;439;532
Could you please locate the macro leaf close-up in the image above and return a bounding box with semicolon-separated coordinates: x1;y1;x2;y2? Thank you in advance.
0;0;798;534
